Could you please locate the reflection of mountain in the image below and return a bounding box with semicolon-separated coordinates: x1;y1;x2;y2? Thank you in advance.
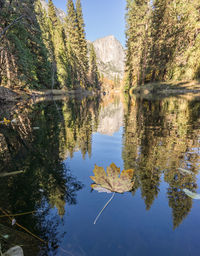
97;101;123;136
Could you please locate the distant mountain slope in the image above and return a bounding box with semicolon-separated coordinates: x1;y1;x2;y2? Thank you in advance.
93;35;125;80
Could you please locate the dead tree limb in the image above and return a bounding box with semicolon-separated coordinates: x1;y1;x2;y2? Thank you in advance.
0;15;24;40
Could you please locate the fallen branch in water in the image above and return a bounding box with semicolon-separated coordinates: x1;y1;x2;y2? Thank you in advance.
0;210;35;218
0;171;24;178
0;207;46;244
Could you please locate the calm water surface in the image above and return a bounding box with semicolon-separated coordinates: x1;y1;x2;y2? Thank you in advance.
0;94;200;256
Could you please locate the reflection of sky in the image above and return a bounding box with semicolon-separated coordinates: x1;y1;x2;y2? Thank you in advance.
2;96;200;255
58;124;200;256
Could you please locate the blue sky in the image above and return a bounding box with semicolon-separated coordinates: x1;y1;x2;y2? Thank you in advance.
53;0;126;46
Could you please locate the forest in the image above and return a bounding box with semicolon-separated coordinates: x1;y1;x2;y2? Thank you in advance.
125;0;200;89
0;0;99;92
2;0;200;94
2;1;200;255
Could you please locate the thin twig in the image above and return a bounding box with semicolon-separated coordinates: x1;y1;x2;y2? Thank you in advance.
0;208;46;244
94;192;115;225
0;210;35;218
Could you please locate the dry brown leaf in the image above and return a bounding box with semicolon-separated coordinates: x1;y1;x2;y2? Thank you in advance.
90;163;134;193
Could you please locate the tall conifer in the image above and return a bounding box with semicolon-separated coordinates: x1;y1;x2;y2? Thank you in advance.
76;0;88;72
47;0;70;88
48;0;59;27
89;44;99;87
125;0;150;88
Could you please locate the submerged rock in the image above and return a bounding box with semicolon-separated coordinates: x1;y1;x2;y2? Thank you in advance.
3;246;24;256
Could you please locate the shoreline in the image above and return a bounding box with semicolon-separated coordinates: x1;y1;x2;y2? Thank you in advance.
0;86;98;103
129;80;200;99
2;80;200;103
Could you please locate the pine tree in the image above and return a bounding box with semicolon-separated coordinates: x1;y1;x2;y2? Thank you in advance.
65;0;80;87
47;0;69;88
125;0;200;86
0;0;52;89
89;44;99;87
48;0;59;27
125;0;151;88
76;0;88;72
65;0;89;88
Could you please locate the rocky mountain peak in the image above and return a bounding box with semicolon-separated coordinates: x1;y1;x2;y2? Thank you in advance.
92;35;125;80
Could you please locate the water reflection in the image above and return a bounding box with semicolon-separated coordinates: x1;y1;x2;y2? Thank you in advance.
0;98;85;254
0;94;200;255
123;96;200;228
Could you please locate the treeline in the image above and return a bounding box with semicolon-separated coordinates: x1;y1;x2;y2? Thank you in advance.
125;0;200;89
0;0;99;90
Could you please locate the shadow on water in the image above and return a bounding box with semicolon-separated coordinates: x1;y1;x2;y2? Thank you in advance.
0;93;200;255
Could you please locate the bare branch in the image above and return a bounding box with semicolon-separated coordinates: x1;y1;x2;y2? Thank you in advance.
0;15;24;40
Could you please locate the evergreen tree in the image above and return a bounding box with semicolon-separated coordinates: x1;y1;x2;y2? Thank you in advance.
47;0;69;88
125;0;200;87
65;0;80;87
0;0;95;91
0;0;52;89
125;0;151;88
65;0;89;88
48;0;59;27
89;44;99;87
148;0;183;82
76;0;88;72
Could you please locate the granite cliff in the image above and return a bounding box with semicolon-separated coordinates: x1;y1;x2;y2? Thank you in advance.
92;35;125;81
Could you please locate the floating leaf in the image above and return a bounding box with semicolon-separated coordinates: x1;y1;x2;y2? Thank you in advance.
90;163;135;224
90;163;134;194
92;186;112;193
183;188;200;199
178;168;194;176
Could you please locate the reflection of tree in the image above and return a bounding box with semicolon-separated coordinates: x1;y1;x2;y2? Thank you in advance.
123;96;200;226
0;100;83;254
61;96;100;159
165;169;196;229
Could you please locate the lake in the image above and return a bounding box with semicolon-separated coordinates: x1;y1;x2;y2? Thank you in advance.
0;93;200;256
